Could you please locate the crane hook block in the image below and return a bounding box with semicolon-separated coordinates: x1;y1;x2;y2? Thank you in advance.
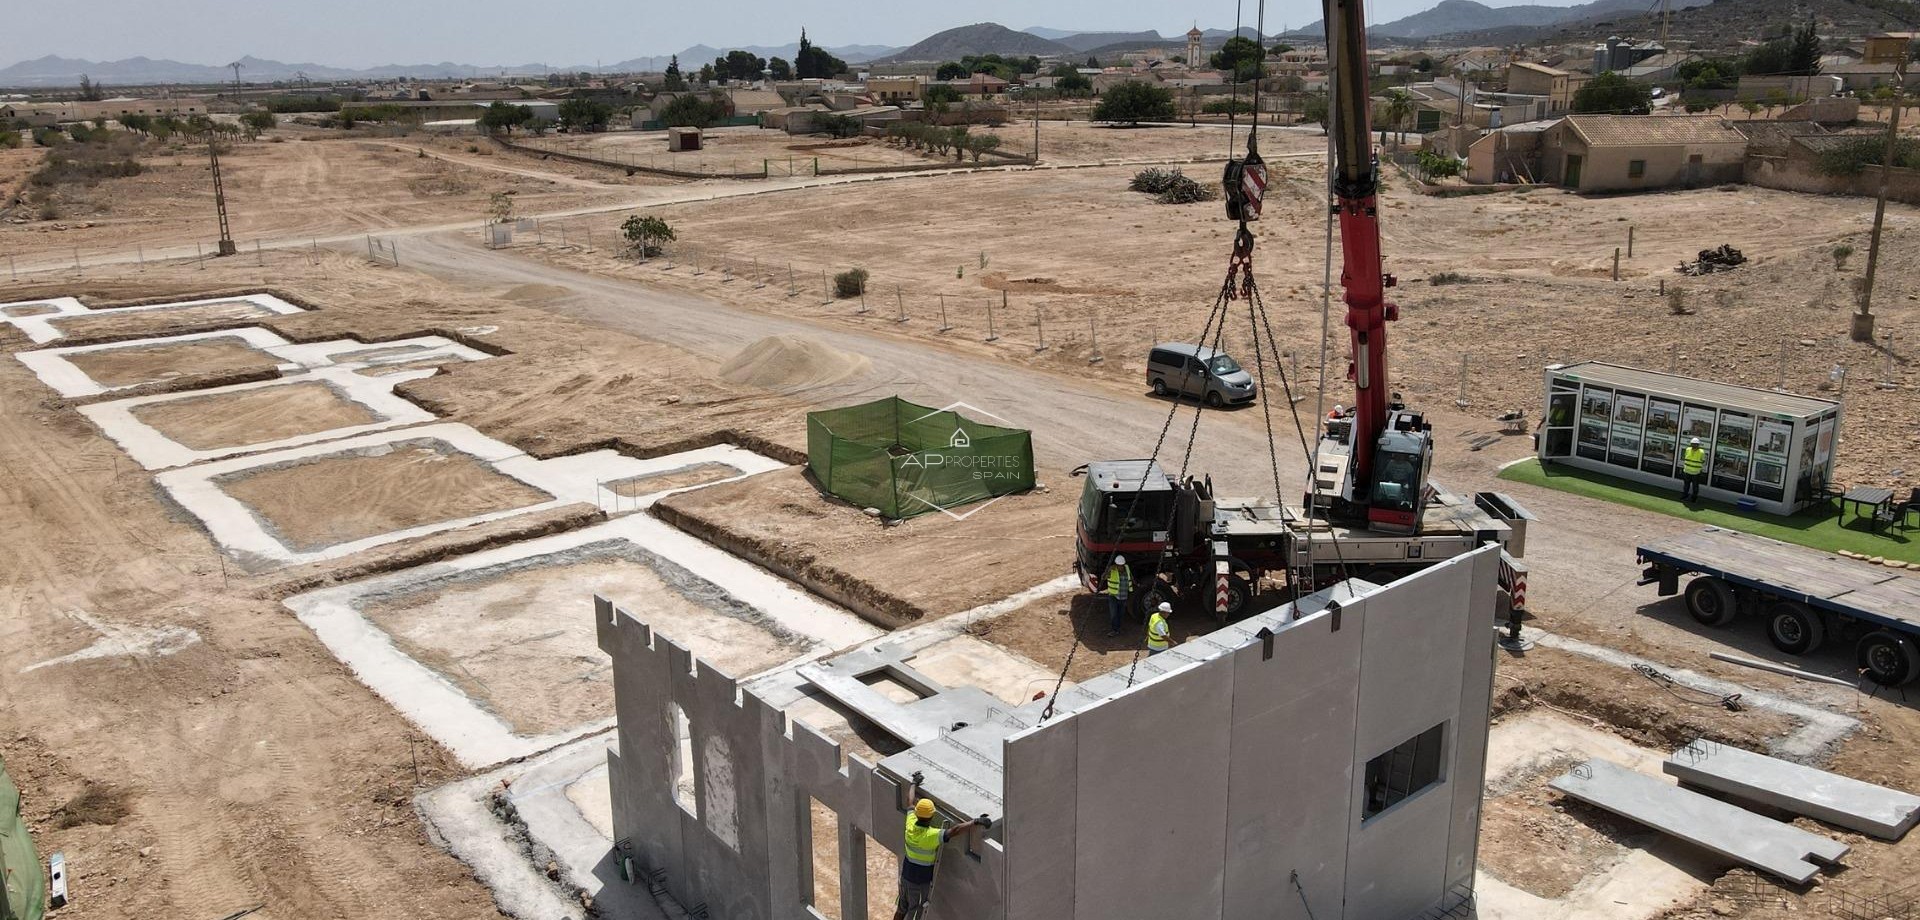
1222;150;1268;222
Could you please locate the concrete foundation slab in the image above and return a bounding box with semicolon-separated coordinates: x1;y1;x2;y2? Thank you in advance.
0;292;304;344
1664;739;1920;840
1549;759;1849;885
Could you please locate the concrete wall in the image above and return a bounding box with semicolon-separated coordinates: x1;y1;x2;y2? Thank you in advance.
1540;123;1744;191
600;546;1502;920
1745;154;1920;205
999;547;1499;920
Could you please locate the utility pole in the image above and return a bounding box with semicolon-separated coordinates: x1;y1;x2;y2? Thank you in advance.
209;139;237;256
1855;63;1905;342
228;61;244;99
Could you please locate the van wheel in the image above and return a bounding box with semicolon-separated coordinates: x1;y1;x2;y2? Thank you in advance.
1152;379;1169;397
1765;601;1825;655
1857;631;1920;687
1684;577;1737;627
1205;391;1225;408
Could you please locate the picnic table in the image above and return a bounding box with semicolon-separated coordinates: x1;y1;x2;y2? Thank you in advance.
1842;485;1895;526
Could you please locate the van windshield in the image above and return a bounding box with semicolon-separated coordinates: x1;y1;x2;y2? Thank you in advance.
1207;355;1242;375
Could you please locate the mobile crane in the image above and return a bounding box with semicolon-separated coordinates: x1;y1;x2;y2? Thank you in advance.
1072;0;1534;618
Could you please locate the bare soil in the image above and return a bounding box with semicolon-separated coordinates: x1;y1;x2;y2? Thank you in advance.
361;549;799;736
63;335;280;388
217;439;553;552
130;380;378;450
607;461;741;497
49;300;281;341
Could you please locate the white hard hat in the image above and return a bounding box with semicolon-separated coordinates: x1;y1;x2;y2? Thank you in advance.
1113;555;1126;565
1690;437;1701;445
1157;601;1172;613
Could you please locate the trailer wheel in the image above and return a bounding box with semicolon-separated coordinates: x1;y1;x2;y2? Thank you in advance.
1856;631;1920;687
1765;601;1825;655
1141;580;1176;618
1684;577;1738;627
1221;573;1252;620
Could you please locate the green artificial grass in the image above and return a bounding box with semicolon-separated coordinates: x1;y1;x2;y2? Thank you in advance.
1499;458;1920;565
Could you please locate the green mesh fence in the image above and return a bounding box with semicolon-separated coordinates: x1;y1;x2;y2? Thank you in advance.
1;756;43;920
808;397;1035;519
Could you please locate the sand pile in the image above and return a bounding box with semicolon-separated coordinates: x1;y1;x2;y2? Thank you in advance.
718;335;871;390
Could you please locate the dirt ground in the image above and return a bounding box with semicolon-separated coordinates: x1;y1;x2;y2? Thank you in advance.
131;380;377;450
50;300;284;342
63;335;281;388
361;547;800;736
606;461;741;497
217;439;556;553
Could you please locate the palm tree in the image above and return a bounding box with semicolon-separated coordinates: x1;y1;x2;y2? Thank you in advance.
1383;89;1415;147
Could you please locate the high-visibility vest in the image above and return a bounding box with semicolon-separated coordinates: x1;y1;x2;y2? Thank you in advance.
1681;446;1706;475
1146;612;1170;651
1105;565;1132;597
903;815;943;867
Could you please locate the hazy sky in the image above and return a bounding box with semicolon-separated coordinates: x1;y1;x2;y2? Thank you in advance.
0;0;1591;69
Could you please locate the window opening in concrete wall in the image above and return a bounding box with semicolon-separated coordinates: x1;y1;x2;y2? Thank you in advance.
1363;721;1446;820
807;796;843;919
669;702;696;816
863;831;899;920
1628;159;1646;179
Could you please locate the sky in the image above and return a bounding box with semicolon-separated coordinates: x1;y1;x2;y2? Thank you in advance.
0;0;1594;70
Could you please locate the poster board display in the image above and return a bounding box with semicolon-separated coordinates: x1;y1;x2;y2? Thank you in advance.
1750;417;1791;500
1577;388;1613;462
1641;398;1680;477
1609;392;1646;466
1711;410;1754;493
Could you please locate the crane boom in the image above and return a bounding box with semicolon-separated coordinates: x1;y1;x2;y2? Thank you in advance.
1316;0;1434;535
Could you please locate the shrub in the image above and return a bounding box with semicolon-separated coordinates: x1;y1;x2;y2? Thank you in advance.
1832;244;1854;270
1815;135;1920;177
1095;81;1176;125
1155;173;1217;204
834;268;869;298
1129;167;1181;193
1429;271;1470;285
621;214;675;256
0;130;18;149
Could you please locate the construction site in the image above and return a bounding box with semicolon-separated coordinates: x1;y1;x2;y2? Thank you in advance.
5;4;1920;920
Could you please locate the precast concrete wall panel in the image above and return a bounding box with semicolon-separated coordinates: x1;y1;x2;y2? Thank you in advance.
1003;717;1079;920
1446;551;1501;894
1072;659;1234;920
596;599;689;899
1222;607;1363;920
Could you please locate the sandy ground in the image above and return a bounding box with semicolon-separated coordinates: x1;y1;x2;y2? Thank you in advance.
49;300;283;341
361;547;800;736
217;439;555;553
131;380;377;450
606;461;741;497
64;335;280;388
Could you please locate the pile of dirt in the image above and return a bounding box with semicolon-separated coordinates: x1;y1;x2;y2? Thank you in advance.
717;334;870;391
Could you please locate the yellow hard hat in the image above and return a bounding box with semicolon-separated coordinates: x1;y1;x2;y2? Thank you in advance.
914;799;936;819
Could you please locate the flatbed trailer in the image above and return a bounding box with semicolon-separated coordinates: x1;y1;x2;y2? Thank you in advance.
1637;526;1920;686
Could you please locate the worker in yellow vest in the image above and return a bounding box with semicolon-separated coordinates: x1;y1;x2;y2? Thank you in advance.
1146;601;1172;655
1680;437;1707;503
1103;554;1133;637
895;798;991;920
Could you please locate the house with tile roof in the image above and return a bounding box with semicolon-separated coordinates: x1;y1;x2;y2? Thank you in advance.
1539;114;1748;191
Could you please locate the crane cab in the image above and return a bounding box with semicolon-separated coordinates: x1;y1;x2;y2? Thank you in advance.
1308;405;1434;534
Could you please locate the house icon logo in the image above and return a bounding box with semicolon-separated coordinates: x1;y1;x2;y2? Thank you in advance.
949;428;971;449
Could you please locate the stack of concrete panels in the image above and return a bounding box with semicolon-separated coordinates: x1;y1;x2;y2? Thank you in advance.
1664;739;1920;840
1550;759;1849;884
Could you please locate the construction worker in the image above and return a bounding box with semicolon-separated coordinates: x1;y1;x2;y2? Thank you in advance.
895;798;991;920
1146;600;1172;655
1680;437;1707;503
1103;554;1133;637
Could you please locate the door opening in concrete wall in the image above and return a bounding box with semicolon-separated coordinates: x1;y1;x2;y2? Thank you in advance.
807;796;843;919
1363;721;1446;820
669;702;696;816
864;831;899;920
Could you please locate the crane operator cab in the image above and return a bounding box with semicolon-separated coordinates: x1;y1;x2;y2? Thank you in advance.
1309;399;1435;536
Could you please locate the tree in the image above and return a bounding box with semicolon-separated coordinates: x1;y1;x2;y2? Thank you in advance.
480;100;534;134
796;29;847;79
1057;72;1093;96
936;61;969;80
1301;92;1330;131
923;84;961;111
663;55;686;92
1739;99;1763;119
697;63;715;84
118;113;152;135
661;93;727;128
1086;56;1101;68
964;132;1002;162
717;50;768;82
558;97;612;131
1210;35;1265;83
1094;80;1175;125
768;56;792;81
1787;20;1821;76
239;110;275;139
1572;72;1652;114
77;74;104;101
1381;88;1414;144
621;214;675;256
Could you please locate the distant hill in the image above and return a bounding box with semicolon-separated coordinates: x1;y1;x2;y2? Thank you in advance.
1444;0;1918;46
1048;30;1172;52
1287;0;1696;38
875;23;1073;62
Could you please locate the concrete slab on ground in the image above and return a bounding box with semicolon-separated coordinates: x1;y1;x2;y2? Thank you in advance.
0;292;304;345
1665;739;1920;840
1549;759;1849;885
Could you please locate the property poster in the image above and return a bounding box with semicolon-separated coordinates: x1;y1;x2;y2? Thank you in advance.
1609;393;1645;462
1578;388;1612;459
1815;417;1835;466
1681;405;1716;445
1642;399;1680;474
1712;410;1754;492
1751;417;1790;490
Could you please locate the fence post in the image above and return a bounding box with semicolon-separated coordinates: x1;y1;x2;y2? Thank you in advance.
986;299;998;341
722;254;733;282
136;244;144;269
754;257;765;289
256;239;263;266
823;269;832;305
788;263;797;297
1088;318;1102;364
1627;225;1635;258
1777;340;1788;389
896;285;907;323
8;255;15;281
197;242;204;268
939;294;950;332
1612;247;1620;281
392;240;400;266
1035;306;1047;352
1668;343;1678;373
858;285;868;314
